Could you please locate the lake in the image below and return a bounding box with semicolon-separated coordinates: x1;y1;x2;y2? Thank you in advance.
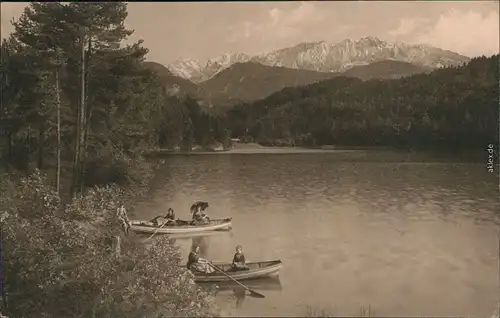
134;147;499;317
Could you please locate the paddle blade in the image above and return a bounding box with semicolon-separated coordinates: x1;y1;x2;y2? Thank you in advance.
248;290;265;298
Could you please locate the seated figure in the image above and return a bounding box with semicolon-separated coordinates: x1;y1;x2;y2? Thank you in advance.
151;208;177;227
186;246;214;274
231;245;249;271
191;202;210;225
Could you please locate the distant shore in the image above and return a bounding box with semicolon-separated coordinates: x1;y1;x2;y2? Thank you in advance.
141;141;488;163
142;142;388;156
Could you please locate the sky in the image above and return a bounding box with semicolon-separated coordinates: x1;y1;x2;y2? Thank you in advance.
1;1;499;67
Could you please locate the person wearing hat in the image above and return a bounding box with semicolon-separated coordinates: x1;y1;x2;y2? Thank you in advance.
150;208;176;227
164;207;176;225
232;245;249;271
186;245;214;274
165;207;175;220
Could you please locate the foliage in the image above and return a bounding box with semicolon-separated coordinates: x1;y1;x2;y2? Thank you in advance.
0;172;220;318
198;62;340;108
226;55;499;150
0;2;229;190
199;60;432;108
0;3;223;317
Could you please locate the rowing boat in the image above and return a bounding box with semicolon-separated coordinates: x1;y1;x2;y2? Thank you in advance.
130;217;232;235
193;260;282;282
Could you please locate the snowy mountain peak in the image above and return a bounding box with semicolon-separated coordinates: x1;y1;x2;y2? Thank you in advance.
166;37;470;83
203;52;251;79
167;58;205;82
253;37;469;72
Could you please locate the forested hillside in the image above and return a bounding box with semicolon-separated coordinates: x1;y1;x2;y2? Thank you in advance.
198;60;432;108
226;55;499;150
142;61;206;100
198;62;340;107
340;60;433;80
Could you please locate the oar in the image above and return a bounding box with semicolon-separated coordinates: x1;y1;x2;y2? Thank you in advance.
146;219;170;241
206;262;265;298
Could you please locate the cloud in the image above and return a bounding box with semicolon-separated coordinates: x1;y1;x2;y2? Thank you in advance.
390;9;499;57
268;2;328;39
388;18;430;37
228;2;329;42
281;1;320;26
269;8;281;26
418;9;498;57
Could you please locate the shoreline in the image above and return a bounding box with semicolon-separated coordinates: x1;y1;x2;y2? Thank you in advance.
142;142;488;161
143;142;393;155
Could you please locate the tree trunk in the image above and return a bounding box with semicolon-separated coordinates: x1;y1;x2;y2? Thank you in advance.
5;132;11;170
27;128;31;163
55;67;61;196
6;132;11;159
80;37;92;194
78;33;86;195
71;31;86;197
37;125;44;170
83;108;93;150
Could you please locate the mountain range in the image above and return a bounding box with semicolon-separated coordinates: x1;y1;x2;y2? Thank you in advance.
144;37;471;107
167;37;469;83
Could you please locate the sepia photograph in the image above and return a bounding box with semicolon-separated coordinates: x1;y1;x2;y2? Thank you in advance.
0;1;499;317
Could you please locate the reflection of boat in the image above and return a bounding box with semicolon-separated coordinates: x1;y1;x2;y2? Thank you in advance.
200;277;283;292
130;218;232;235
138;231;230;247
193;260;282;282
199;278;282;309
164;230;232;240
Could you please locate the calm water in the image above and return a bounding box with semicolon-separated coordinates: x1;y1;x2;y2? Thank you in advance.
135;149;499;317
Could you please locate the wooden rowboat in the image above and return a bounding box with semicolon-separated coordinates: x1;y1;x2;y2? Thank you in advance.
130;218;232;235
193;260;282;283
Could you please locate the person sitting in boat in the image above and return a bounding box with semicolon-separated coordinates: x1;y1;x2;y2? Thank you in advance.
193;208;210;225
191;201;210;225
200;205;210;222
166;208;175;221
232;245;249;271
186;246;215;274
150;208;176;227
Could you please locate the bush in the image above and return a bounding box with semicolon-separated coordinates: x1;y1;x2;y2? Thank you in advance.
0;171;220;317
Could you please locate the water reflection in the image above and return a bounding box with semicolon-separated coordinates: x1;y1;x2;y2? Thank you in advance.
200;278;283;309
